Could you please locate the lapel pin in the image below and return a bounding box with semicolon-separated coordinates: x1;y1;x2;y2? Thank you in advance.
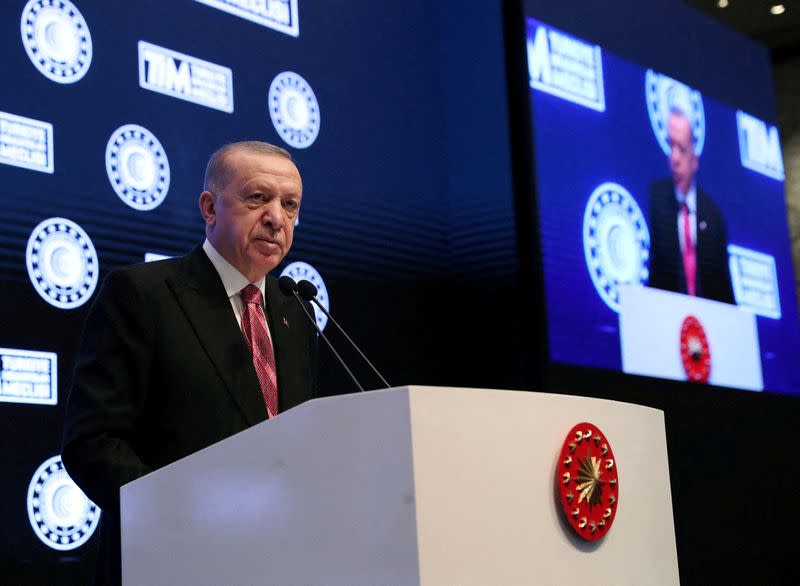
699;221;707;230
282;317;289;328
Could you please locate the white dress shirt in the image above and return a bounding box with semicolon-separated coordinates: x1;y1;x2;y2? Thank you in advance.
202;239;273;345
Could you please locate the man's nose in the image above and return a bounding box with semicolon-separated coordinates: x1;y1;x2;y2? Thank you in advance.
261;200;284;230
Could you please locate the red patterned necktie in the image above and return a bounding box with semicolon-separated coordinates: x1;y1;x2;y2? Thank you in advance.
681;202;696;296
240;284;279;417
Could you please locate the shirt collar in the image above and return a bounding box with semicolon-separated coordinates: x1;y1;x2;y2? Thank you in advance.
674;182;697;213
202;239;266;301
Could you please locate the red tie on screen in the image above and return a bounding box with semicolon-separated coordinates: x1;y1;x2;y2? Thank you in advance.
681;203;696;296
240;284;279;417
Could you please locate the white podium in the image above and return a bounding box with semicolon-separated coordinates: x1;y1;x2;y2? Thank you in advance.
619;284;763;391
120;386;679;585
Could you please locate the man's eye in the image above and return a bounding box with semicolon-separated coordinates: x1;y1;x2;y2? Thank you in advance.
248;194;265;202
285;200;298;210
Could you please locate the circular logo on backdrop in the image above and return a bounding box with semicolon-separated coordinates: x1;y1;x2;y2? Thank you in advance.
645;69;705;157
680;315;711;383
28;456;101;551
105;124;171;210
268;72;321;149
27;217;98;309
557;423;619;542
20;0;92;84
583;182;650;312
280;261;329;331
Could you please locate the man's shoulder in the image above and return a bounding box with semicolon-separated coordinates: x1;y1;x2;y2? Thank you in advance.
112;253;186;282
101;247;204;297
649;178;674;196
648;178;676;217
696;185;724;220
696;184;717;206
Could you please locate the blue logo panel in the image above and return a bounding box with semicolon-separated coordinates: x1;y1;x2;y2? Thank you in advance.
26;218;99;310
728;245;781;319
20;0;92;84
268;72;321;149
0;348;57;406
527;18;605;112
27;456;101;551
280;261;329;330
105;124;171;211
138;41;234;113
736;111;784;180
0;111;54;173
583;182;650;312
645;69;705;157
195;0;299;37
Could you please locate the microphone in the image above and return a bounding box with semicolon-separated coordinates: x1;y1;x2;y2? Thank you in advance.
278;275;299;296
296;279;390;389
278;276;365;393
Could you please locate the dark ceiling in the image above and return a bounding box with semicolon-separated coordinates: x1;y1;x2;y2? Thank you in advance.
685;0;800;57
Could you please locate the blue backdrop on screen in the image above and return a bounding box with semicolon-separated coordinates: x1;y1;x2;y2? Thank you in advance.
526;16;800;394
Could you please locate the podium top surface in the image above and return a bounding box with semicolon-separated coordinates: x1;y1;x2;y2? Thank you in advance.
121;385;677;586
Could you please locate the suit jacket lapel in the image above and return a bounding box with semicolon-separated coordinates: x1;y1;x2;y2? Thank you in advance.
168;247;267;427
694;189;711;296
264;276;305;412
666;183;688;294
695;189;710;249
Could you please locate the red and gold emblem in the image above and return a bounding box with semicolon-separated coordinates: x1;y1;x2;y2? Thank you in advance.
680;315;711;383
556;422;619;541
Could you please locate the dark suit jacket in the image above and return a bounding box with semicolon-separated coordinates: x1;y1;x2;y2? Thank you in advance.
647;179;735;304
61;246;318;585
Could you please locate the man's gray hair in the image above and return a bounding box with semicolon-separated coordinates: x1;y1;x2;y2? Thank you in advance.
204;141;292;193
668;107;697;146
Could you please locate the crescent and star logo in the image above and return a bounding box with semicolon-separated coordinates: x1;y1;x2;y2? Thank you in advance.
27;456;101;551
21;0;92;84
280;261;329;331
645;69;705;157
583;182;650;312
26;217;99;310
105;124;171;211
268;71;321;149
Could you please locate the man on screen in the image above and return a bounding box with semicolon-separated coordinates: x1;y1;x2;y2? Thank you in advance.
647;109;735;304
62;141;318;585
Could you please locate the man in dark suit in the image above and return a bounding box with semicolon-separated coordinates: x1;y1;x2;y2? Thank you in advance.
648;109;735;304
62;141;318;585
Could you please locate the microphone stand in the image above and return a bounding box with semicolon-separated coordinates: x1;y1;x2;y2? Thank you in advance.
279;277;365;393
306;297;391;390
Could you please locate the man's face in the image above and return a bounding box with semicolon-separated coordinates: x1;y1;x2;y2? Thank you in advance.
200;150;302;282
667;112;698;195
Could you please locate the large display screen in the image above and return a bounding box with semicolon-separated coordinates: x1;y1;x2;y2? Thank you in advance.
526;17;800;393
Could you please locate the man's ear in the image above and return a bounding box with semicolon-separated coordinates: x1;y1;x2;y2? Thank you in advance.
199;191;216;226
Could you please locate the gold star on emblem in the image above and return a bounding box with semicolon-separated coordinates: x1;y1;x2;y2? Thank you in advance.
575;452;604;508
